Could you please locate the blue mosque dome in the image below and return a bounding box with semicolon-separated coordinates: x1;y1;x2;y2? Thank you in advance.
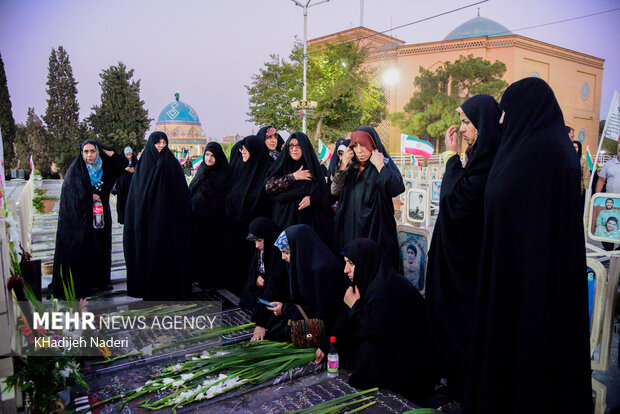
156;92;201;124
444;16;512;40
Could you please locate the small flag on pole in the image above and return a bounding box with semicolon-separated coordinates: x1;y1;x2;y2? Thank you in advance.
318;139;332;162
401;134;434;159
192;157;203;171
411;155;421;167
29;155;34;171
586;146;594;171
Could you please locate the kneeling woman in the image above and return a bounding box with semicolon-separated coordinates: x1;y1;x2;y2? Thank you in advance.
53;140;128;298
268;224;346;345
324;238;436;399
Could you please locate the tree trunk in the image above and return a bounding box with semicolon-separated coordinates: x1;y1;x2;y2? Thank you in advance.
313;117;324;143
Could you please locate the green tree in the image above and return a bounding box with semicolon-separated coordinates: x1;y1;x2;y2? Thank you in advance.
43;46;80;174
391;54;508;152
88;62;151;153
246;39;387;144
0;53;17;171
14;108;54;175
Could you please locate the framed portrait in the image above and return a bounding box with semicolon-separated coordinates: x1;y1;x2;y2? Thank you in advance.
431;180;442;202
587;193;620;243
404;178;415;193
407;189;428;224
397;224;430;293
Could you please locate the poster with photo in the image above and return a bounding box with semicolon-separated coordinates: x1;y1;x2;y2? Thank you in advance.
397;224;429;293
587;193;620;243
431;180;441;202
407;189;427;224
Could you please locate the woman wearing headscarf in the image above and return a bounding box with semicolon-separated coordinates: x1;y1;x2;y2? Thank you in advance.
324;238;436;399
124;131;192;300
572;140;591;208
327;137;351;207
240;218;289;341
269;224;347;347
264;132;333;245
257;125;285;161
332;126;405;269
464;78;592;414
52;140;128;298
425;94;502;399
114;146;137;224
189;142;230;288
225;135;273;295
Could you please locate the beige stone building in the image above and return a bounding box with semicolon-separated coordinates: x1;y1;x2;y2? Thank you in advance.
309;17;604;154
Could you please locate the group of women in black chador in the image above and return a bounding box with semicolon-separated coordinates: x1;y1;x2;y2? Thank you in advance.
52;78;592;413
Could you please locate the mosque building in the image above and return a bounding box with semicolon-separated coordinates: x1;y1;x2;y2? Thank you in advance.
155;92;208;158
309;15;604;154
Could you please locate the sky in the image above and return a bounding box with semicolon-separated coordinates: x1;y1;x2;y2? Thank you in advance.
1;0;618;140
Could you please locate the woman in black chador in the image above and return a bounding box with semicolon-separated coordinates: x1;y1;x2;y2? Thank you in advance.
257;125;285;161
114;146;137;224
189;142;230;288
265;132;333;246
52;140;128;298
225;135;273;295
425;94;502;399
240;218;289;341
326;238;436;399
269;224;347;348
464;78;593;414
331;126;404;269
124;131;192;300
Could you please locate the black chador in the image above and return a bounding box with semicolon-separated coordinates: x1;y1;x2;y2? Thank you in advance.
124;132;192;300
333;126;405;269
114;151;137;224
265;132;333;246
189;142;230;288
52;140;127;298
224;135;273;295
464;78;593;414
425;94;501;398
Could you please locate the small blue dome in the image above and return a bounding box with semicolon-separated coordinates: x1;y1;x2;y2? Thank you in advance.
444;16;511;40
157;94;200;124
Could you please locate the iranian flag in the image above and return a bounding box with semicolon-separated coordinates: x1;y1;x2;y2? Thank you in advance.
192;157;203;171
318;139;332;162
586;146;594;171
411;155;421;167
29;155;34;170
401;134;434;159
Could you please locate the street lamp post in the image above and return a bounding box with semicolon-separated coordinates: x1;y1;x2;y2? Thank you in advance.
290;0;330;133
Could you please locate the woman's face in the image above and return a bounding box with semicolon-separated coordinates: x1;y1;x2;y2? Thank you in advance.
82;144;97;164
155;138;167;152
125;152;133;160
344;257;355;282
205;151;216;166
241;146;250;162
254;238;264;251
352;142;371;163
265;135;278;151
289;138;302;161
280;251;290;262
457;107;477;145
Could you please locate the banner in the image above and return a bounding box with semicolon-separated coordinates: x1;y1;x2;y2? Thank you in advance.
401;134;434;159
192;157;203;171
29;154;35;171
586;146;594;171
602;91;620;141
318;139;332;162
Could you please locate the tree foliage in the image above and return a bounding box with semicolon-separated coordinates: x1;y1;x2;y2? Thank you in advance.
0;52;17;170
88;62;151;153
43;46;80;174
246;39;387;144
391;54;508;152
14;108;54;175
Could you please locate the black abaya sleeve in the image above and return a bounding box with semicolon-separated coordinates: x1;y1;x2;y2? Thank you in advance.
377;164;405;198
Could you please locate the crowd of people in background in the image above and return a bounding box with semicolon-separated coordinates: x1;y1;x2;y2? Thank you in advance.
51;77;593;413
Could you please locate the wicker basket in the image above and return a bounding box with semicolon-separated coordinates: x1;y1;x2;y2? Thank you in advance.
41;261;54;275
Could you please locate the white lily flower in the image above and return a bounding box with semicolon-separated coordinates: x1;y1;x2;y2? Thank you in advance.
172;380;184;387
59;367;72;378
162;378;175;385
171;364;183;371
195;392;205;401
181;373;194;381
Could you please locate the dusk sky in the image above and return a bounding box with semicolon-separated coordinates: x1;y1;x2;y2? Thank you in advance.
1;0;618;140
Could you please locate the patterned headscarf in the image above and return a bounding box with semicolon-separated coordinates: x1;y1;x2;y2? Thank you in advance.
85;146;103;186
274;231;290;253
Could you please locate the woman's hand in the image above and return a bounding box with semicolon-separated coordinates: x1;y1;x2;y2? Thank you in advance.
293;166;312;181
125;166;135;173
256;276;265;287
339;148;354;170
270;301;283;317
92;194;101;202
344;286;360;308
370;150;384;172
445;125;459;152
298;196;311;210
251;326;266;341
102;149;115;157
315;348;325;364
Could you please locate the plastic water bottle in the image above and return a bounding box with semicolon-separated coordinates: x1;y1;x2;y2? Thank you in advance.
93;200;104;229
327;336;339;378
